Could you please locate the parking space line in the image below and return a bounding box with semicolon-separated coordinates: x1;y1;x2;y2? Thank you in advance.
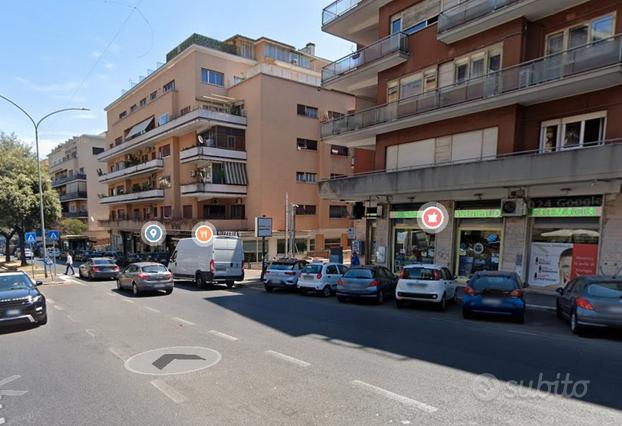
108;347;128;362
151;380;186;404
208;330;238;341
122;299;134;304
53;305;64;311
85;329;96;338
67;279;88;287
265;350;310;367
66;315;78;322
172;317;195;326
144;307;160;313
351;380;438;413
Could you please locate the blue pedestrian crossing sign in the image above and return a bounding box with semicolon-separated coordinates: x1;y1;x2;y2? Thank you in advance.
47;230;60;241
25;232;37;245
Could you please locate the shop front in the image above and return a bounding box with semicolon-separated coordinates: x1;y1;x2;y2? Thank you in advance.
389;206;435;273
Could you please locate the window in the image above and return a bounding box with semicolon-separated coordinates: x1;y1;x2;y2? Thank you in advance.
545;14;615;54
140;98;146;107
180;106;191;115
163;80;175;93
119;110;127;119
203;204;226;219
158;176;171;189
295;205;316;215
182;205;193;219
158;144;171;158
297;104;318;119
326;111;344;120
390;0;441;35
297;138;317;151
130;104;137;113
92;147;104;155
264;44;311;69
150;91;157;101
329;205;349;218
114;136;123;146
331;145;348;156
387;80;399;102
296;172;317;183
540;111;606;152
453;45;502;84
158;113;169;126
227;135;236;148
160;206;172;219
201;68;225;87
397;68;437;100
231;204;245;219
391;17;402;34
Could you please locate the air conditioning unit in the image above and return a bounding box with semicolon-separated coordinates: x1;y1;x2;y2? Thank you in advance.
501;198;527;217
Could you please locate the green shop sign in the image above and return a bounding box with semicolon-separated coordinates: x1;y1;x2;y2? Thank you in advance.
389;210;422;219
530;207;602;217
454;209;502;219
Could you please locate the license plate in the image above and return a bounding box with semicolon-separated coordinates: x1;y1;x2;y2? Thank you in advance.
303;274;312;279
155;284;165;288
482;298;502;306
6;309;21;317
605;306;622;313
410;282;426;287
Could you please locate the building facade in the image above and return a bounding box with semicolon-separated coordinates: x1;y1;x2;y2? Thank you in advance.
319;0;622;290
47;134;109;245
99;34;355;262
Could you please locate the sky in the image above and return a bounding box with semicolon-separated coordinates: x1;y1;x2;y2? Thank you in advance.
0;0;355;157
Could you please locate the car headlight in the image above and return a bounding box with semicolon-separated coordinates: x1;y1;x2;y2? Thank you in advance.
29;295;43;303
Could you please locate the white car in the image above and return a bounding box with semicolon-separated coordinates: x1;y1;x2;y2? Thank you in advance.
297;262;348;297
395;264;457;311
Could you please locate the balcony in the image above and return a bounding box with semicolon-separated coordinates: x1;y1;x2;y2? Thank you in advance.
63;211;88;219
322;32;409;97
98;107;247;161
322;0;392;45
59;191;88;202
52;173;87;188
321;35;622;147
98;159;164;183
99;189;165;205
319;142;622;201
181;183;247;200
438;0;589;44
180;146;247;164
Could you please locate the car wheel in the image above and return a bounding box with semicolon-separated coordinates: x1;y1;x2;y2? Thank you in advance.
438;294;447;311
452;289;458;303
132;282;141;297
38;314;48;326
337;296;347;303
322;286;332;297
556;301;563;319
165;289;173;295
195;272;205;289
116;280;122;291
264;284;273;293
395;299;406;309
462;308;472;319
226;280;235;289
570;309;586;336
516;312;525;324
376;289;385;305
78;269;83;279
88;271;93;281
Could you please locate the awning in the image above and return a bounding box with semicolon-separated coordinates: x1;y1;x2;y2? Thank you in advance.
125;117;154;140
224;162;248;185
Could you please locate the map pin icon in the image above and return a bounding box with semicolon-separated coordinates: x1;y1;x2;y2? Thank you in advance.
149;227;158;240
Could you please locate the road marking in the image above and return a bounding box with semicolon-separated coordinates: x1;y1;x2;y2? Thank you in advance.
106;293;116;297
144;307;160;313
151;380;186;404
265;350;310;367
108;347;128;362
208;330;238;341
46;298;55;304
85;329;96;337
68;279;88;287
172;317;195;326
351;380;438;414
0;417;5;424
66;315;78;322
53;305;64;311
122;299;134;304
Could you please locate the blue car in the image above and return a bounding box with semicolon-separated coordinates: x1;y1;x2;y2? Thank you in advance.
462;271;527;323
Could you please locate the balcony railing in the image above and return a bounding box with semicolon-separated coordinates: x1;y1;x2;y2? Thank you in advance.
180;146;247;163
63;211;88;218
322;34;622;138
59;191;88;201
322;32;409;84
99;189;165;205
98;159;164;183
438;0;522;34
52;173;87;187
181;183;247;196
322;0;363;26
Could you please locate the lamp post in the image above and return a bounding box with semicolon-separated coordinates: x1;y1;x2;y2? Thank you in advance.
0;94;88;277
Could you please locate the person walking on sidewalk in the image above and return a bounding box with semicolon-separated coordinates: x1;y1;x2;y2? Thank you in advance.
64;251;75;275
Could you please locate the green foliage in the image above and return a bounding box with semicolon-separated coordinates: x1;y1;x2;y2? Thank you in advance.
58;218;87;236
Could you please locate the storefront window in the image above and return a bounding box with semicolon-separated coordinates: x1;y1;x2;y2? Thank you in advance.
393;228;435;272
457;230;501;277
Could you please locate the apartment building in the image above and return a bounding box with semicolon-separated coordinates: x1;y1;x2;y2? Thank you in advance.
47;134;109;245
319;0;622;290
98;33;355;261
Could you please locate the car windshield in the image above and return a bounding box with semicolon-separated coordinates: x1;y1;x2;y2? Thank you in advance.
403;267;437;280
93;259;114;265
586;281;622;298
142;265;168;273
268;263;294;271
470;276;516;291
343;268;373;279
0;275;34;291
302;264;323;274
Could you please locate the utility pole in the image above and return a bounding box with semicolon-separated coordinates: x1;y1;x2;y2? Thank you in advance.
284;192;288;258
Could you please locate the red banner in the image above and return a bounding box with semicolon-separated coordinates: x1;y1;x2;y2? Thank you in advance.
571;243;599;279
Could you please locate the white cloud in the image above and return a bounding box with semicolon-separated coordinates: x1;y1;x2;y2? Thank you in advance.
16;77;84;94
91;51;102;58
104;62;116;70
74;111;99;120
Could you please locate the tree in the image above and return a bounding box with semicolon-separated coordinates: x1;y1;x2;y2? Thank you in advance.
0;133;61;264
58;218;87;236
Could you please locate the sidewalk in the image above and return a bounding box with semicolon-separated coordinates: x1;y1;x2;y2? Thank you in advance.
0;260;65;285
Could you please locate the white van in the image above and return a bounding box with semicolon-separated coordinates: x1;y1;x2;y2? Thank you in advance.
168;236;244;288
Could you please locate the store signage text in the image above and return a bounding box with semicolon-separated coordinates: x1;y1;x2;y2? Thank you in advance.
455;209;501;219
530;207;602;217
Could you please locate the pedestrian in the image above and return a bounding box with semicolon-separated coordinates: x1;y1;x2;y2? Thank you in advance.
351;251;360;266
65;251;75;275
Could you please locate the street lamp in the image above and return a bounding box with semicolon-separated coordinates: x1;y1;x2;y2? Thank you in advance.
0;94;88;277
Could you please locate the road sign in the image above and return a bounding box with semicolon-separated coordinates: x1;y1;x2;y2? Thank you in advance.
25;232;37;244
47;230;60;241
124;346;221;376
348;227;356;240
255;216;272;238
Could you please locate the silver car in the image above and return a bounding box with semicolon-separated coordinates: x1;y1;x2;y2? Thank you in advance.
117;262;173;296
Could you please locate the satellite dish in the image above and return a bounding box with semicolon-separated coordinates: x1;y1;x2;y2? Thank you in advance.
198;135;205;145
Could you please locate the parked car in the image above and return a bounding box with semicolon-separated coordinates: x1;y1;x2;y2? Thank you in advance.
462;271;527;323
395;264;458;311
78;257;120;280
168;236;244;288
556;276;622;335
47;247;61;258
297;262;348;296
336;265;398;304
0;271;47;327
263;259;308;292
117;262;173;296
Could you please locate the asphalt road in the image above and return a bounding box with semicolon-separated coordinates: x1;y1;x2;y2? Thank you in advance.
1;274;622;425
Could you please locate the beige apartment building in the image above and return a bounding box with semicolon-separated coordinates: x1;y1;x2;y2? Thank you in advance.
47;134;109;246
98;34;355;261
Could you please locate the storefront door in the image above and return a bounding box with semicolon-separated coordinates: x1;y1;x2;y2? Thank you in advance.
455;227;503;278
392;225;435;273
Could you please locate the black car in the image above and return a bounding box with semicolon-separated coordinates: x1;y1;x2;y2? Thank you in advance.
78;257;120;280
0;272;47;326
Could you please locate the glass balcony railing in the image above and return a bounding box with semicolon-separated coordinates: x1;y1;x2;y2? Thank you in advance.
322;32;409;84
52;173;87;187
59;191;88;201
438;0;523;34
322;0;363;26
322;35;622;138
